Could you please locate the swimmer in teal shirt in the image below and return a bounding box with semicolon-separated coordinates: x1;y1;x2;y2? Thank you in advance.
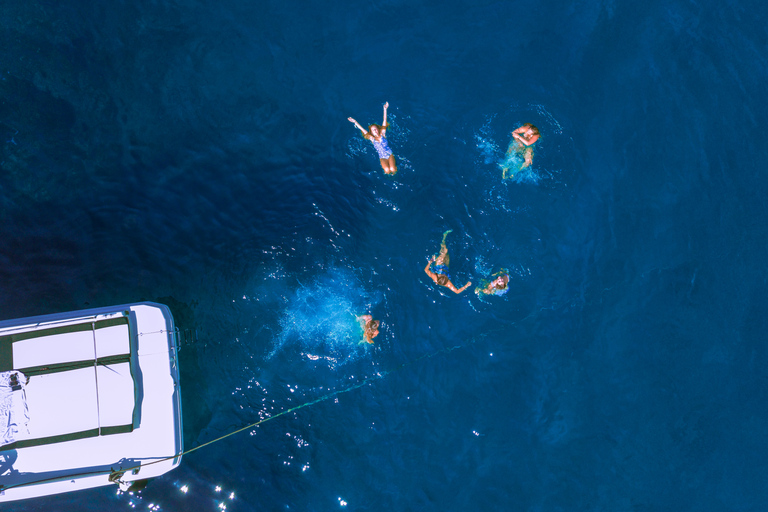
502;123;540;179
348;102;398;175
424;230;472;294
477;271;510;296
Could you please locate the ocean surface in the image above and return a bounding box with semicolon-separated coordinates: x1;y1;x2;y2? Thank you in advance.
2;0;767;510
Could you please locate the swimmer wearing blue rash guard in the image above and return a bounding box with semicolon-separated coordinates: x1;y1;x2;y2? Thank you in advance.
424;230;472;294
348;102;398;175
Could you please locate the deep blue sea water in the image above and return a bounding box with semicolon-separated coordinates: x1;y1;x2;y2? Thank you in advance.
2;0;768;510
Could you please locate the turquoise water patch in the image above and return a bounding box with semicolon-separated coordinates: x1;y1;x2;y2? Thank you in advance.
271;267;382;364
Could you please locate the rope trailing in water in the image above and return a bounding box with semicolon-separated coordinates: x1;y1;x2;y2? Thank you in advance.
139;332;488;471
0;330;498;494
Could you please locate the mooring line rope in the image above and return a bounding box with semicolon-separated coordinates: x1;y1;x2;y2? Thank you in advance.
0;329;500;493
133;330;494;473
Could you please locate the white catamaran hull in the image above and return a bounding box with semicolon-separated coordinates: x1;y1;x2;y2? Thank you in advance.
0;302;183;502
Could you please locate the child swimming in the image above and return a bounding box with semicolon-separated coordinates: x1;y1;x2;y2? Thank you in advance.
424;230;472;294
502;123;540;179
356;314;380;344
348;102;398;175
476;271;510;296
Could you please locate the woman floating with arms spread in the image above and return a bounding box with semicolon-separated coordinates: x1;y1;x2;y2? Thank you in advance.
348;102;398;175
502;123;540;179
424;230;472;294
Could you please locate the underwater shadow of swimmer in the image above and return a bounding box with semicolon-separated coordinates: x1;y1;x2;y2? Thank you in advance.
499;151;541;184
504;167;542;184
501;154;544;183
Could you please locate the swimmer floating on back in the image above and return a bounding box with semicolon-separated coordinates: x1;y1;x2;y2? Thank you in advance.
476;270;510;296
356;314;380;344
502;123;540;179
348;102;398;175
424;230;472;294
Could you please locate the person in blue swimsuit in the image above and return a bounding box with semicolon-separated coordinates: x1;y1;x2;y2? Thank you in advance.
502;123;540;179
424;230;472;294
477;271;510;296
348;102;398;175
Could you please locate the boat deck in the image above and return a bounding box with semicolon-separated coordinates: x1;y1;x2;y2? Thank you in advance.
0;303;182;502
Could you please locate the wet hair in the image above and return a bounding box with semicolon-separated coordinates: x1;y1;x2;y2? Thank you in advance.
366;320;380;339
436;275;449;286
368;124;384;137
523;123;540;136
494;274;510;289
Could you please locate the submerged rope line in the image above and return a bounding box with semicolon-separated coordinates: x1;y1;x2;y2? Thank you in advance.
0;329;499;494
136;331;493;472
171;330;495;460
179;375;379;458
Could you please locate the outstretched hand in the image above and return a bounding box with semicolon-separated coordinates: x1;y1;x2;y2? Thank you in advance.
383;102;389;109
348;117;356;123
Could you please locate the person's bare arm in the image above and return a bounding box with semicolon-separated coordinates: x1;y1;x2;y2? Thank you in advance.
520;132;539;146
447;280;472;294
513;129;539;146
348;117;369;136
424;257;438;283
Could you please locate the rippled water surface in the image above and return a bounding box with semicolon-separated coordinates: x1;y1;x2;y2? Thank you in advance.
2;0;768;510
